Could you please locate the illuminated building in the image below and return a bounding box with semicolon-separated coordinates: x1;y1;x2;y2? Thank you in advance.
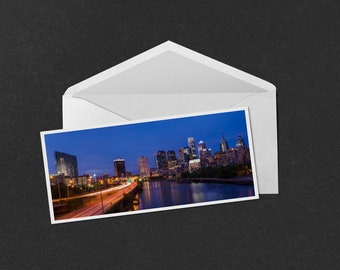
178;148;185;165
187;137;197;159
183;147;191;162
54;151;78;177
197;140;206;158
77;174;91;186
138;156;150;177
189;159;201;172
167;150;177;168
227;148;238;164
236;135;245;147
154;150;168;174
114;158;126;177
236;135;250;164
219;132;229;153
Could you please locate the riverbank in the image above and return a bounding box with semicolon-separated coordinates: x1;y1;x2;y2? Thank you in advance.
167;176;253;185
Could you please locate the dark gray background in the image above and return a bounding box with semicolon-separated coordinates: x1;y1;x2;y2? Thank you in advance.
1;1;339;269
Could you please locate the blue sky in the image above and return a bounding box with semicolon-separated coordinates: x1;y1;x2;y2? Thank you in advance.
44;110;249;176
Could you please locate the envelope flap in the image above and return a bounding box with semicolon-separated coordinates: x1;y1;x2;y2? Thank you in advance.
73;50;268;96
73;93;255;121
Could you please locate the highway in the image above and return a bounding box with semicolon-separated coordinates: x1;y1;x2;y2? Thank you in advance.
55;182;137;220
52;182;132;202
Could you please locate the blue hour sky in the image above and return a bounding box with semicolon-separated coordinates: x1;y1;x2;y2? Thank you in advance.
44;110;250;176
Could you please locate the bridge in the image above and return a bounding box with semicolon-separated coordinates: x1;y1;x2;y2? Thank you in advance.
54;182;137;220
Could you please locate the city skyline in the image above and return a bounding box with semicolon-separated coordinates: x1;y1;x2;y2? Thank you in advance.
44;110;250;176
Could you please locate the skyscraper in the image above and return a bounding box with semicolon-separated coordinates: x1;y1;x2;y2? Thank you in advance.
114;158;126;177
183;147;191;162
138;156;150;177
187;137;197;159
154;150;168;174
236;135;245;148
54;151;78;177
167;150;177;168
178;148;185;165
219;132;229;153
235;135;250;164
197;140;206;158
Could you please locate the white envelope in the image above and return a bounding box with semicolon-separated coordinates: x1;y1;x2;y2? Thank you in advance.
63;41;278;194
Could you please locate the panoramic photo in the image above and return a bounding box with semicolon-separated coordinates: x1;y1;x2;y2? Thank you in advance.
41;108;258;223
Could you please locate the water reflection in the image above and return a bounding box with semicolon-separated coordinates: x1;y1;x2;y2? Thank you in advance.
137;181;255;210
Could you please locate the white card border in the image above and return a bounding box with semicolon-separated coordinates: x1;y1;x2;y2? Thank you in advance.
41;106;259;224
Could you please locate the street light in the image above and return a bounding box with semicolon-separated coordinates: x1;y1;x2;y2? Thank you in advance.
100;189;104;214
67;179;73;198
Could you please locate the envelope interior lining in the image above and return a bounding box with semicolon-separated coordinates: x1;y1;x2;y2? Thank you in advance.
73;51;267;96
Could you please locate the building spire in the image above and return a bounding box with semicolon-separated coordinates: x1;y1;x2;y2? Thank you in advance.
219;131;228;153
236;134;245;148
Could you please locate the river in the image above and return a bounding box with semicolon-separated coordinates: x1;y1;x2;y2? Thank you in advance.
136;180;255;210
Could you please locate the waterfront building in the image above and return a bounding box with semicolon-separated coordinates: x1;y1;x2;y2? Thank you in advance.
218;153;229;166
114;158;126;177
150;168;160;177
213;151;220;160
206;156;216;167
200;148;213;167
227;148;238;164
167;150;177;168
187;137;197;159
189;159;201;172
138;156;150;177
54;151;78;178
154;150;168;174
219;133;229;153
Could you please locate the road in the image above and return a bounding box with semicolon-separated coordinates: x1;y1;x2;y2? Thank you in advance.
55;182;137;220
52;182;132;202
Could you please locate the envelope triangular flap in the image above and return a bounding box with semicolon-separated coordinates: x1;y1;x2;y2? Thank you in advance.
68;41;275;120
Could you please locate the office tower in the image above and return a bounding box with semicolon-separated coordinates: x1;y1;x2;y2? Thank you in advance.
178;148;185;165
54;151;78;177
154;150;168;173
187;137;197;159
200;148;212;159
235;135;250;165
167;150;177;168
236;135;245;148
138;156;150;177
219;132;229;153
237;147;251;165
183;147;191;162
227;149;238;164
197;140;206;158
114;158;126;177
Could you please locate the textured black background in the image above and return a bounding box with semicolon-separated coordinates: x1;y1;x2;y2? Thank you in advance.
1;1;339;269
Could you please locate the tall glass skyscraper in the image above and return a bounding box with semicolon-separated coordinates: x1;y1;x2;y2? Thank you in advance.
167;150;177;168
114;158;126;177
197;140;206;158
187;137;197;159
54;151;78;177
138;156;150;177
219;133;229;153
154;150;167;173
